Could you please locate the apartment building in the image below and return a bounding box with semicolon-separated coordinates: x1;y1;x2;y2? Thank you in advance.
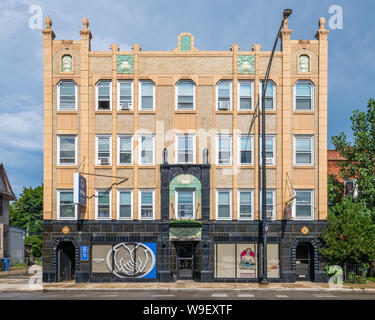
42;16;328;282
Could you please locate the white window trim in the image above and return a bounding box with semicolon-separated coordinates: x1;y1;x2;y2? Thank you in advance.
216;189;232;220
259;135;276;166
175;80;196;111
138;189;155;220
175;190;196;220
259;189;276;220
175;134;196;164
117;135;133;166
216;80;233;111
238;134;254;166
237;80;254;111
293;80;314;111
117;80;134;111
293;189;314;220
95;189;112;220
57;190;77;220
95;135;112;166
57;135;77;166
57;80;77;111
139;80;156;111
237;189;254;220
294;135;314;166
259;80;276;111
216;134;232;166
117;189;133;220
95;80;112;111
138;134;155;165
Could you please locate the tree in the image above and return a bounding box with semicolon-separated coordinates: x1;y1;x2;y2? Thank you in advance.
9;185;43;236
332;98;375;212
328;174;344;207
25;235;42;257
320;198;375;265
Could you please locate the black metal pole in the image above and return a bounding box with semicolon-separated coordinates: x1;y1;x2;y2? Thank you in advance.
260;9;292;284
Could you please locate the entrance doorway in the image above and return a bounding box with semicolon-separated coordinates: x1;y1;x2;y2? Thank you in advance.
295;242;314;281
175;242;195;280
57;242;76;282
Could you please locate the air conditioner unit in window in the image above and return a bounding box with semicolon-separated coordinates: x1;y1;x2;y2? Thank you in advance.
344;179;358;199
119;102;132;110
266;158;274;165
218;101;230;110
99;157;110;165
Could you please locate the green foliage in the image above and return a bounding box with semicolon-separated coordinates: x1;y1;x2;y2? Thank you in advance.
25;235;42;257
320;198;375;265
328;174;344;207
331;98;375;213
9;185;43;235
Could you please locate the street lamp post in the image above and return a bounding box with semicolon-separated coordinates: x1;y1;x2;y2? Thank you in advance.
260;9;292;284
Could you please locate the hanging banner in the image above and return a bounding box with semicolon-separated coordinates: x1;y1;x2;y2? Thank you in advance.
74;172;87;206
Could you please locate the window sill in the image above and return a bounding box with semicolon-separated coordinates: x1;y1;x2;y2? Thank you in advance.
56;110;78;114
293;110;314;114
95;110;112;114
57;165;77;168
138;110;156;114
175;110;196;114
293;165;315;168
216;110;233;114
95;165;112;169
117;110;134;114
117;164;134;168
138;165;156;168
239;164;254;168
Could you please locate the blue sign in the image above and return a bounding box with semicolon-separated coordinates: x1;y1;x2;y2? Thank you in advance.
74;172;87;206
81;245;89;261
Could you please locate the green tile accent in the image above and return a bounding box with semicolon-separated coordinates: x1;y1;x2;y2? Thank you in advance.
238;55;255;74
117;55;134;73
62;54;72;72
169;227;201;240
169;174;202;202
181;35;191;51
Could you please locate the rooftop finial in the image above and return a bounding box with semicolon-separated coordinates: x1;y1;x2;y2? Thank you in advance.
45;16;52;29
83;17;89;30
319;17;326;30
282;17;289;30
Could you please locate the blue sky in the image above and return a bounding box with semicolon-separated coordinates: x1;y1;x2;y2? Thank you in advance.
0;0;374;196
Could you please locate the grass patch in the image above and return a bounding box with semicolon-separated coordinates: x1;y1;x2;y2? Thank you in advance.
367;277;375;282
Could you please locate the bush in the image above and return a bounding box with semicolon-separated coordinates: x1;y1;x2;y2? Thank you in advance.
25;235;42;257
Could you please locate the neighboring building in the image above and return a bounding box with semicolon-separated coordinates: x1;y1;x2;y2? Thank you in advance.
42;16;328;283
0;163;25;266
328;149;346;183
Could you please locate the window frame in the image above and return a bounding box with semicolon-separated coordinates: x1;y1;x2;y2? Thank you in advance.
259;80;276;111
294;80;314;111
216;189;232;220
138;134;155;165
259;135;276;166
57;80;77;111
216;80;233;111
57;189;77;220
294;135;314;166
293;189;314;220
237;189;254;220
57;135;77;166
175;134;196;164
95;189;112;220
117;80;134;111
216;134;232;165
175;80;196;111
238;134;254;166
139;80;155;111
175;189;196;220
237;80;254;111
138;189;155;220
95;80;112;111
95;135;112;166
117;135;133;166
117;189;133;220
259;189;276;220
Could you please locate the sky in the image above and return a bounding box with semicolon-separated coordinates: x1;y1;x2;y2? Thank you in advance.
0;0;374;196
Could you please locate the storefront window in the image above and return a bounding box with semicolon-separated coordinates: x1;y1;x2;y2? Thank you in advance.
236;243;257;278
259;243;280;279
215;244;235;278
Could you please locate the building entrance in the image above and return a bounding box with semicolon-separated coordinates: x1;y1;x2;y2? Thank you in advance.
175;242;195;280
296;242;314;281
57;242;75;282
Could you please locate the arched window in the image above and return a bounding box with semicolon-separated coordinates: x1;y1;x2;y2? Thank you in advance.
176;80;195;110
299;54;310;73
294;80;314;111
57;80;77;111
260;80;276;110
61;54;72;72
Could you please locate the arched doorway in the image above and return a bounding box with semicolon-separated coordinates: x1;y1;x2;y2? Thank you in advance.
57;241;76;282
295;242;314;281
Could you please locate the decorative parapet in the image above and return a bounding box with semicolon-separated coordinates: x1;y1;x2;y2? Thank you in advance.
238;55;254;74
117;55;134;73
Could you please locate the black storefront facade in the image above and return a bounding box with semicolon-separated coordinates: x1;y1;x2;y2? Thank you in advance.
42;164;327;283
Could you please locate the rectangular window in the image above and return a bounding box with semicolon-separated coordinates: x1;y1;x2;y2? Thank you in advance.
117;190;132;219
295;135;313;165
259;135;275;165
238;81;253;110
217;81;232;110
295;81;313;110
139;190;154;219
96;81;111;110
239;135;253;165
139;135;154;165
176;134;195;164
176;190;195;219
58;135;76;165
118;136;132;165
57;190;76;219
260;189;275;220
295;190;314;219
238;190;253;219
96;190;111;219
176;81;195;110
118;81;133;110
140;81;155;110
58;81;76;111
217;135;232;165
216;190;232;219
96;136;111;165
260;81;275;110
